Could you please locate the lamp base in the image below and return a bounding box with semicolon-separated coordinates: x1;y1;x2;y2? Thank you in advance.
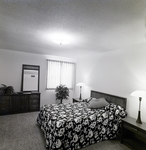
136;111;142;124
79;93;82;100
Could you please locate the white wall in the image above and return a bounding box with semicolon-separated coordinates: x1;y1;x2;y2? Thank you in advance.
1;45;146;123
75;44;146;123
0;49;75;106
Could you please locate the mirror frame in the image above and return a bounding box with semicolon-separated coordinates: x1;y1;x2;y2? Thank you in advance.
21;64;40;92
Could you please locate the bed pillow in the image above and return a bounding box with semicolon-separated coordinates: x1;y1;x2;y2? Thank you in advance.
83;97;93;103
88;97;109;109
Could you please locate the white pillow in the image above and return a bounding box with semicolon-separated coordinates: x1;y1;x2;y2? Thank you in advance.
88;97;109;109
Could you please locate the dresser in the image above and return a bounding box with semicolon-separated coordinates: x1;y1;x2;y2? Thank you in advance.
0;92;40;115
121;117;146;150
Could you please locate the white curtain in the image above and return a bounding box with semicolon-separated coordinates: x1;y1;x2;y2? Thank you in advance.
47;60;75;89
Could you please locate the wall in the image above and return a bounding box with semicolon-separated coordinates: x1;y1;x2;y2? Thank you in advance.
75;43;146;123
0;49;75;106
1;46;146;123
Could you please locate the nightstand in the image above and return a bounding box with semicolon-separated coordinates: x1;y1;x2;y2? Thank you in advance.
121;117;146;150
72;98;82;103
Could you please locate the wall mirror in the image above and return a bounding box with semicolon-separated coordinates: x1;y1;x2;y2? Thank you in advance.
21;64;40;92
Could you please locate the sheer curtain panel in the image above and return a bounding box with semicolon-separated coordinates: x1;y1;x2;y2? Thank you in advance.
47;59;75;90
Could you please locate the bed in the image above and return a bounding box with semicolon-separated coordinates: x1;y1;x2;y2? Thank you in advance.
37;90;127;150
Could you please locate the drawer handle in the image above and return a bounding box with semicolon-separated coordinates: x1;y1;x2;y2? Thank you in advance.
130;127;137;132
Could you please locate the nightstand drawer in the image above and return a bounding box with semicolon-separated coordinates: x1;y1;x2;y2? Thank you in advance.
124;123;146;141
124;123;138;132
121;117;146;150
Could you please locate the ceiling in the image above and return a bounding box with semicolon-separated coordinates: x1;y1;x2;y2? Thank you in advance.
0;0;146;58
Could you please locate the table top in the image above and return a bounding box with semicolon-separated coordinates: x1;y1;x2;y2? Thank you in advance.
122;117;146;131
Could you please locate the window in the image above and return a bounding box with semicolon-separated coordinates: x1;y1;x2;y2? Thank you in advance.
47;59;75;90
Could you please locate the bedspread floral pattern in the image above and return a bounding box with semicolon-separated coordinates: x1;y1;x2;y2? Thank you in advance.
37;102;127;150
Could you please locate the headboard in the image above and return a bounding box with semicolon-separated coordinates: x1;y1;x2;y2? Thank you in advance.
91;90;127;109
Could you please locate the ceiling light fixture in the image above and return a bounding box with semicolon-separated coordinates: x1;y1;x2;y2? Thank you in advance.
51;32;72;45
53;39;69;45
37;30;78;45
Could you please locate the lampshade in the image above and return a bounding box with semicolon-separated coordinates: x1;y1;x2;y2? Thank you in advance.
76;82;85;87
130;90;146;98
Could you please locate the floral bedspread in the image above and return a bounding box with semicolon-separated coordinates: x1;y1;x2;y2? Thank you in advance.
37;102;127;150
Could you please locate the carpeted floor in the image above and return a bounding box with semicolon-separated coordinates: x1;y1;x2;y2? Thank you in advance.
0;112;131;150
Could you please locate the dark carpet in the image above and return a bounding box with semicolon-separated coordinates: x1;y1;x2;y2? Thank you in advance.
0;112;131;150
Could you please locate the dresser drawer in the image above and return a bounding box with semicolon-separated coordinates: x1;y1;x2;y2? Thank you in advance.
29;94;40;99
0;96;10;100
0;108;10;114
29;99;39;104
0;100;9;106
0;105;10;114
29;104;39;111
29;94;40;111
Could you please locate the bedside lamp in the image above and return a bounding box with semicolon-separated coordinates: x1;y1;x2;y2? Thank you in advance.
76;82;85;100
130;90;146;124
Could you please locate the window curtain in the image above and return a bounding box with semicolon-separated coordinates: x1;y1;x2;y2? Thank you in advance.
47;59;75;89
